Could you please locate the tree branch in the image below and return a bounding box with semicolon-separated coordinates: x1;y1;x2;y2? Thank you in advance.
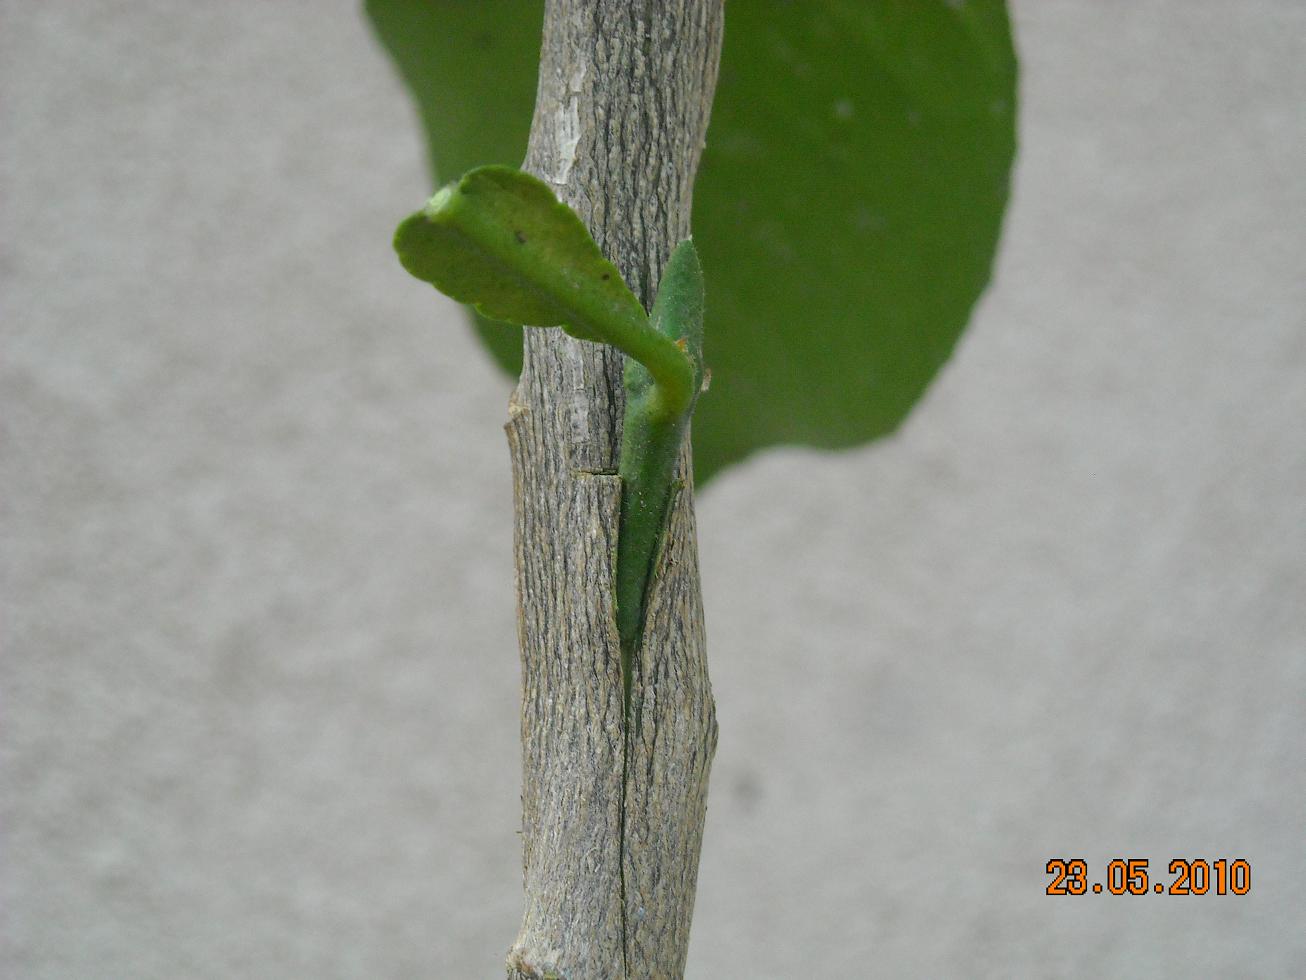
505;2;723;977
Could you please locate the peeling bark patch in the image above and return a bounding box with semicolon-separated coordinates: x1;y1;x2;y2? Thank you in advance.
553;62;587;185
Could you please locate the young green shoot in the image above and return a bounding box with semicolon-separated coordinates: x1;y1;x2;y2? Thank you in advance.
393;165;706;711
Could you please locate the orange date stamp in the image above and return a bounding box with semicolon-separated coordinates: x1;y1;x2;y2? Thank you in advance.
1046;858;1251;896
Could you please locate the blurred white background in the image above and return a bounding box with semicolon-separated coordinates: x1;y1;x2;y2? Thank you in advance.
3;1;1303;976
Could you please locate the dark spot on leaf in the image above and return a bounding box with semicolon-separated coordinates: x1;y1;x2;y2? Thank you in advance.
514;230;527;244
602;273;610;280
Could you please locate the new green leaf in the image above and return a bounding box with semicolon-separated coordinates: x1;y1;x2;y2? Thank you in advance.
394;165;704;678
395;166;694;411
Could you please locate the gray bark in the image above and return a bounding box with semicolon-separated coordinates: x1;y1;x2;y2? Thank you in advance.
504;2;724;978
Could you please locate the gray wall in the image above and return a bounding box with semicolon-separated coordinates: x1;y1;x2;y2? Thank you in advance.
4;1;1303;976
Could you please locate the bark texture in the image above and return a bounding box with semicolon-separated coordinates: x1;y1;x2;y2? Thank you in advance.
505;2;723;977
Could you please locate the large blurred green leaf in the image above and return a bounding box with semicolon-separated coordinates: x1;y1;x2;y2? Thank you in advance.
367;0;542;373
368;0;1017;484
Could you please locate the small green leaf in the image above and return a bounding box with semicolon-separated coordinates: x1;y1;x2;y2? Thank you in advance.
395;166;643;340
394;165;696;417
393;165;707;676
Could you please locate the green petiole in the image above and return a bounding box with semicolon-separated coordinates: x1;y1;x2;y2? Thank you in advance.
614;240;704;690
394;166;706;706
